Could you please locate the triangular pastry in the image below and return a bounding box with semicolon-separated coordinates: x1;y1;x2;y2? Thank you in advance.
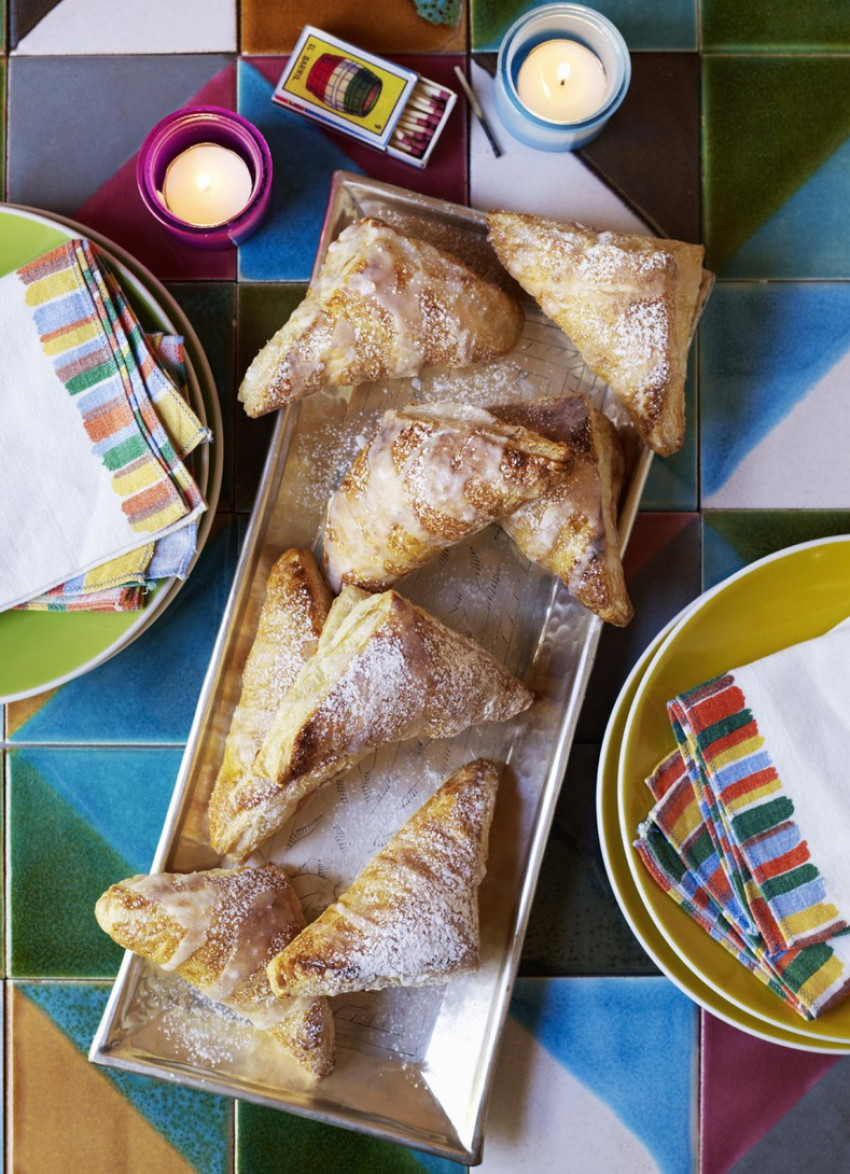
238;217;524;417
323;401;575;592
490;395;633;626
212;588;533;859
94;864;335;1079
267;759;500;997
486;212;713;456
208;549;332;856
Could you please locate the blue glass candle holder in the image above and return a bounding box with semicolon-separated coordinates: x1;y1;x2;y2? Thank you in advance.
495;4;631;151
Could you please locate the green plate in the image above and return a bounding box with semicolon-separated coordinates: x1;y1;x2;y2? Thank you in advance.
598;535;850;1051
0;206;222;703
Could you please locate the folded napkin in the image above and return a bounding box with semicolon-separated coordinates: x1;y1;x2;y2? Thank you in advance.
635;617;850;1019
0;239;211;612
15;331;203;612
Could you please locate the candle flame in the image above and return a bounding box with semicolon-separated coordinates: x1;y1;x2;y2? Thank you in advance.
196;174;213;192
557;62;571;86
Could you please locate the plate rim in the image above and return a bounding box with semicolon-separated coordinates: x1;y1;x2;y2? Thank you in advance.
597;610;850;1053
611;534;850;1047
0;203;223;704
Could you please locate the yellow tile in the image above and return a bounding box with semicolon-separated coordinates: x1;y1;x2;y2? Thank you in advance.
9;988;198;1174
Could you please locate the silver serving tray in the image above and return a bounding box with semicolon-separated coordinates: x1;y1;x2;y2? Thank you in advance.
89;171;653;1165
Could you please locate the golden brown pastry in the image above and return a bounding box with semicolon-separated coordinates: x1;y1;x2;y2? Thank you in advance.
94;864;335;1079
267;759;500;997
212;588;533;859
490;395;632;626
238;217;524;417
208;549;332;858
323;401;575;593
486;212;713;456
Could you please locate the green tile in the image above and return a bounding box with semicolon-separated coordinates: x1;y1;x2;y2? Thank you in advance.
235;282;307;512
168;281;237;513
641;346;698;511
520;746;658;976
236;1102;457;1174
703;55;850;275
702;511;850;591
8;746;183;978
702;0;850;51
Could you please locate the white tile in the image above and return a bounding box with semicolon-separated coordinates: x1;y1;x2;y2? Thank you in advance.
13;0;237;55
468;60;648;233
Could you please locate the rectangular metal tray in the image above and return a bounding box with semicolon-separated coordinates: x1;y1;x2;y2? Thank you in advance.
90;171;653;1165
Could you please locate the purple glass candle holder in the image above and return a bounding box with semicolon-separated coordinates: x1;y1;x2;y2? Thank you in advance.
137;106;273;248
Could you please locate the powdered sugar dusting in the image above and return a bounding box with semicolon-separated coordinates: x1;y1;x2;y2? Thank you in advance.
270;761;498;997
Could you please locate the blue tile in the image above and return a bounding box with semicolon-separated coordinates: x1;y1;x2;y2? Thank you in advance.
699;283;850;508
509;976;698;1174
237;58;365;282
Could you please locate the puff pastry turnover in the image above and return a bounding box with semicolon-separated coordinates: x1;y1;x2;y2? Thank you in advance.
490;395;633;626
323;401;574;592
267;758;500;997
213;588;532;859
239;217;524;417
208;549;332;858
95;864;335;1079
486;212;713;456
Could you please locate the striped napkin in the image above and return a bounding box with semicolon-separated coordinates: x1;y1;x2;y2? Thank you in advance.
0;239;211;613
635;617;850;1019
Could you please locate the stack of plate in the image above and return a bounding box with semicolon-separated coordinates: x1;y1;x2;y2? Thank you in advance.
598;535;850;1051
0;206;222;703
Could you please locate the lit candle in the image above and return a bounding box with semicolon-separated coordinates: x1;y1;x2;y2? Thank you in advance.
517;39;607;123
161;143;254;228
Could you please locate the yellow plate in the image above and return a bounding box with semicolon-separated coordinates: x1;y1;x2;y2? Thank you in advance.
603;535;850;1050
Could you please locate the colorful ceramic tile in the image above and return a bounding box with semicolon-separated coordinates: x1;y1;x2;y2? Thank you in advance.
699;282;850;508
700;1012;847;1174
703;55;850;278
520;745;657;975
7;516;239;745
0;58;5;193
237;56;467;283
9;982;231;1174
576;512;701;742
471;0;697;52
235;978;696;1172
241;0;465;57
701;1;850;52
469;51;701;239
168;281;237;513
236;1100;460;1173
7;746;184;976
6;55;238;281
642;345;699;511
235;282;305;511
468;58;649;230
581;52;702;244
491;978;697;1172
9;0;236;53
702;511;850;592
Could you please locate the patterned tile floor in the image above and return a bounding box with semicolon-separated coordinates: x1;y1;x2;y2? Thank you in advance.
3;0;850;1170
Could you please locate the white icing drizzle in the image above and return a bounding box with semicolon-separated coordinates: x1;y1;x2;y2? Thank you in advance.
131;873;218;971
